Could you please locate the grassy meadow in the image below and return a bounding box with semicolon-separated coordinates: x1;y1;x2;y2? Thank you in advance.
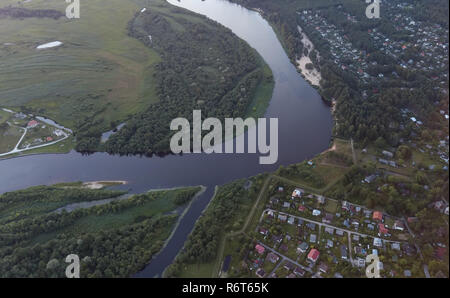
0;0;161;133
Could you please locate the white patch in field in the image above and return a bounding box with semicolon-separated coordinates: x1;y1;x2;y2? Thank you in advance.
36;41;63;50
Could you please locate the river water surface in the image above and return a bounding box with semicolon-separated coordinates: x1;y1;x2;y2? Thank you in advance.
0;0;332;277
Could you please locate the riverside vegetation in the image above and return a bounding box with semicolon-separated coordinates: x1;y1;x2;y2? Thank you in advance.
0;183;201;277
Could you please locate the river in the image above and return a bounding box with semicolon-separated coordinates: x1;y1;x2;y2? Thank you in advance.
0;0;332;277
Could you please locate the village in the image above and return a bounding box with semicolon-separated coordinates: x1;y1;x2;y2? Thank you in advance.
297;2;449;100
243;186;435;278
0;107;71;157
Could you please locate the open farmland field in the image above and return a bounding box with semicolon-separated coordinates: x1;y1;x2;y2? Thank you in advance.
0;0;161;143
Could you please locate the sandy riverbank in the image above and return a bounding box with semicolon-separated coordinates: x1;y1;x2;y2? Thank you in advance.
296;26;322;87
82;180;128;189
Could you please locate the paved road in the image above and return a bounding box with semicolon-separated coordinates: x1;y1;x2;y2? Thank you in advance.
0;127;69;157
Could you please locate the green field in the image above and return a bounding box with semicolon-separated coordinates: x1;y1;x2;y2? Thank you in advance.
0;0;161;138
0;122;22;153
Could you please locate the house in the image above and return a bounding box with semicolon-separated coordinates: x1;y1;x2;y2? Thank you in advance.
404;270;412;277
317;196;325;204
269;197;279;205
291;188;304;198
378;223;389;236
46;136;53;142
278;214;287;222
364;175;377;183
297;242;309;254
391;242;401;250
27;120;39;128
373;211;383;222
283;202;291;209
356;258;366;268
255;244;265;255
393;220;405;231
382;150;394;158
403;244;416;256
287;217;295;225
326;239;334;248
336;229;344;236
367;224;375;231
306;222;316;230
272;235;283;244
312;209;321;216
283;262;296;271
310;234;317;243
323;213;333;224
373;238;383;247
266;252;279;264
307;248;320;262
270;197;280;205
352;234;360;242
340;245;348;260
294;267;305;277
435;247;447;260
298;205;306;212
259;228;268;235
355;246;366;256
343;219;350;228
324;227;334;235
256;268;265;278
342;201;350;211
278;186;284;192
318;263;328;273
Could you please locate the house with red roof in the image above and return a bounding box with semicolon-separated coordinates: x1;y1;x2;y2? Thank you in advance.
373;211;383;222
255;244;265;255
378;223;389;236
307;248;320;263
27;120;39;129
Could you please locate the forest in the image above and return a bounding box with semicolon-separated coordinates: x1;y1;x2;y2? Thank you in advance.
0;184;201;277
97;6;272;155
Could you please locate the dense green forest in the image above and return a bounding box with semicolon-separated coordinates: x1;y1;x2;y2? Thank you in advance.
0;184;201;277
86;4;273;155
165;175;266;277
